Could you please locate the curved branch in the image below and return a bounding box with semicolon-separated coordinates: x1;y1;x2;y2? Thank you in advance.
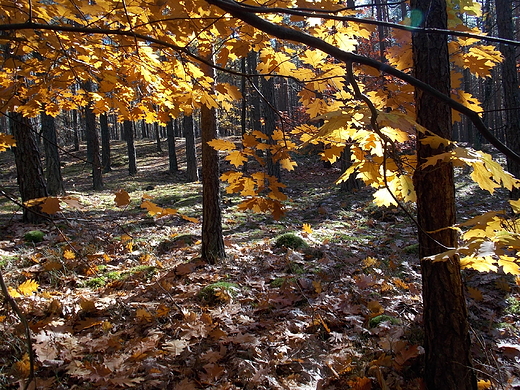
0;10;518;162
205;0;520;163
212;1;520;47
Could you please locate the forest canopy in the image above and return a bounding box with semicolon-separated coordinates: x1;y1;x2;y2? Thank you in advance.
0;0;520;389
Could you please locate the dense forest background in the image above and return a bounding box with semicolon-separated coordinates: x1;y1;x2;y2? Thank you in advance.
0;0;519;389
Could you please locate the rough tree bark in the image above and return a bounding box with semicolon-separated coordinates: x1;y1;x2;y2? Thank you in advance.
167;119;179;173
496;0;520;199
100;113;112;173
83;81;103;190
154;122;162;152
41;112;65;195
200;57;226;263
411;0;477;388
10;113;48;223
123;120;137;176
72;109;80;152
261;76;281;180
184;115;199;182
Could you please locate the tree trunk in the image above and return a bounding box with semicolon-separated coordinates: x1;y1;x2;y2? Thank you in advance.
84;93;103;191
100;113;112;173
248;51;262;135
72;109;80;151
154;122;162;152
411;0;477;388
41;112;65;195
261;76;281;179
167;119;179;173
340;146;362;192
200;58;226;264
10;113;48;223
496;0;520;199
124;120;137;176
241;57;248;173
184;115;199;182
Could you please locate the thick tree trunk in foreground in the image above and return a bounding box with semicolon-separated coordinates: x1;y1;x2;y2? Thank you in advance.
200;60;226;264
10;113;48;223
411;0;477;388
123;120;137;176
41;112;65;195
184;115;199;182
496;0;520;199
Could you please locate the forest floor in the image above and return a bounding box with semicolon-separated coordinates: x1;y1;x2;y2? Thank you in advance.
0;139;519;390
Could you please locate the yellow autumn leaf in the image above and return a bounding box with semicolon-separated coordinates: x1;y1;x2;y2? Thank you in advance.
373;188;397;207
321;145;344;164
363;256;378;268
18;279;39;296
207;139;237;151
477;379;492;390
8;286;21;298
181;214;199;223
114;189;131;207
498;256;520;275
470;162;499;194
420;134;453;149
0;133;16;151
280;158;297;171
63;249;76;260
141;200;177;217
510;199;520;214
302;223;313;234
460;256;498;272
225;150;248;167
215;83;242;101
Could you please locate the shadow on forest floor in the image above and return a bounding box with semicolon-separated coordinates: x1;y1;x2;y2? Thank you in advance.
0;139;518;389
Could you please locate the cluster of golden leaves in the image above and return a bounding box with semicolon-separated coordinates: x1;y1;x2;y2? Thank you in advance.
1;0;518;273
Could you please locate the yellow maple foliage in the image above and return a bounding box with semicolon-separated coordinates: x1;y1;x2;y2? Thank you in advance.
17;279;39;296
302;223;313;234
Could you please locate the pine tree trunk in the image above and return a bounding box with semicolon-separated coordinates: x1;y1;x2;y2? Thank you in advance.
10;113;48;223
72;109;80;152
100;113;112;173
167;119;178;173
411;0;477;388
200;59;226;264
83;81;103;190
184;115;199;182
154;122;162;152
84;105;103;190
124;120;137;176
261;76;281;179
496;0;520;199
41;112;65;195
